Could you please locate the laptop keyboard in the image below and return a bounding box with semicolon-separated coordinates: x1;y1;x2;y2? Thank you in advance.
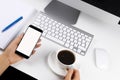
32;12;94;56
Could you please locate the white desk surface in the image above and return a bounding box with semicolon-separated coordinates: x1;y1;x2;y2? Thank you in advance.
1;0;120;80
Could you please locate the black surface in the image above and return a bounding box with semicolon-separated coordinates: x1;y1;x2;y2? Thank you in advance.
0;66;38;80
82;0;120;17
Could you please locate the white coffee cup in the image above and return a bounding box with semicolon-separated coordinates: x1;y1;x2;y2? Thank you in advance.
55;49;76;69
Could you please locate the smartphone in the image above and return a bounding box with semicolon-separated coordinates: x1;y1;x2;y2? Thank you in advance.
15;25;43;59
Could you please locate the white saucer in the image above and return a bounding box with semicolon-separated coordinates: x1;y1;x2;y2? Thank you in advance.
47;51;80;77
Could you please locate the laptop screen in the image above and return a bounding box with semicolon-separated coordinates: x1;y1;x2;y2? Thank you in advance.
82;0;120;17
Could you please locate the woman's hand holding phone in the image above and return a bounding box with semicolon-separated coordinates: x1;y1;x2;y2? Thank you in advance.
3;32;41;64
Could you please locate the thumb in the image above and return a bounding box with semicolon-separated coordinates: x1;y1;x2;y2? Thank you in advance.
73;69;80;80
64;69;74;80
11;33;24;45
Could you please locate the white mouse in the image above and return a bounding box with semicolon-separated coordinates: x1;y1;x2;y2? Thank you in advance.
94;48;109;70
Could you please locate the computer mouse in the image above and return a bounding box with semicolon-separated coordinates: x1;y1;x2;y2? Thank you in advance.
94;48;109;70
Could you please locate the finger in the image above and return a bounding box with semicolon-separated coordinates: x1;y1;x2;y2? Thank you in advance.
35;44;41;48
65;69;74;80
37;39;41;43
12;33;24;45
73;69;80;80
34;39;41;48
32;50;36;55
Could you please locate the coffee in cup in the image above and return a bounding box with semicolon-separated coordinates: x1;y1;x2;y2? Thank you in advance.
55;49;76;69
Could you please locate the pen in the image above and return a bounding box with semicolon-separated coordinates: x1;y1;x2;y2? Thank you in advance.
2;16;23;32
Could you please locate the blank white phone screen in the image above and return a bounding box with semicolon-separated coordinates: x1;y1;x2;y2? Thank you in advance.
17;27;41;56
